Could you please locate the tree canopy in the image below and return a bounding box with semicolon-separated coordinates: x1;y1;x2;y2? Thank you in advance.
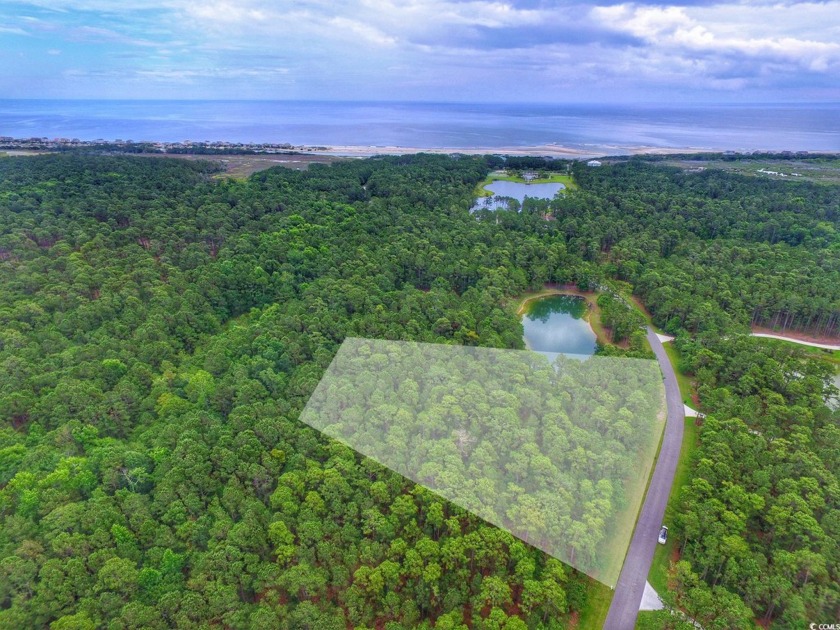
0;151;837;628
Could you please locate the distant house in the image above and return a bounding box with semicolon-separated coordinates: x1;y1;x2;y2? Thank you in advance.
587;160;602;167
522;171;538;181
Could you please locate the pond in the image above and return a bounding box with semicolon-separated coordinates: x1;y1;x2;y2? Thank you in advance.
474;180;565;212
829;372;840;410
521;294;598;357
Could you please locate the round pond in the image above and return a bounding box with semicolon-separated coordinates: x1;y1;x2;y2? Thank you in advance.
521;294;598;357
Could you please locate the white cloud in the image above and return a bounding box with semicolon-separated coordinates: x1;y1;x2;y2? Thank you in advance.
139;67;288;78
593;1;840;78
3;0;840;100
592;4;691;38
0;25;30;35
182;1;267;24
327;16;397;46
364;0;546;29
64;65;290;81
69;25;158;46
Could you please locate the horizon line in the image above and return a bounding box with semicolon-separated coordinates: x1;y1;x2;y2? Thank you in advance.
1;98;839;107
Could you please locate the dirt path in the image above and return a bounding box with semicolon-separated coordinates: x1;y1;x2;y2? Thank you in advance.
752;332;840;351
751;325;839;348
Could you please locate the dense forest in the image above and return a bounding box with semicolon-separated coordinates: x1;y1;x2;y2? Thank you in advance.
0;152;838;628
301;339;663;588
559;160;840;336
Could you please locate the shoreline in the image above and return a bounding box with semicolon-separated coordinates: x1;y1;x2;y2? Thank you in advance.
5;136;835;161
306;143;721;160
1;137;735;161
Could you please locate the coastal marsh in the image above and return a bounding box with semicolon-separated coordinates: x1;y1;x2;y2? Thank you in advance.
665;157;840;185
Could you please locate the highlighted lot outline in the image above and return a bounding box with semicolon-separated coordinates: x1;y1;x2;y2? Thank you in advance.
300;338;665;587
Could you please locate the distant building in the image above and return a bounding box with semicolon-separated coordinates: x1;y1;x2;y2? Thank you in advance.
587;160;602;167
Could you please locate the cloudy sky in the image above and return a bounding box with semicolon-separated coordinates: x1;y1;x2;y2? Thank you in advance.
0;0;838;102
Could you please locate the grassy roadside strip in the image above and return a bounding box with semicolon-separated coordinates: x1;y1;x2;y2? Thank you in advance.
577;580;614;630
662;342;695;406
625;294;653;323
474;171;578;197
645;416;699;598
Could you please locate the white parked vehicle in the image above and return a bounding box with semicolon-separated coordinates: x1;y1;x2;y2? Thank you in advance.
658;525;668;544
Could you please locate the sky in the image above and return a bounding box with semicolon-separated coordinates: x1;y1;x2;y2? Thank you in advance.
0;0;838;102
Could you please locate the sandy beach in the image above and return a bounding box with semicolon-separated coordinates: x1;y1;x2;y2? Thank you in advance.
303;143;718;160
118;143;724;178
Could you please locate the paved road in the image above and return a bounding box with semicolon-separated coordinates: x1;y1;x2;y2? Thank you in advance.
603;327;686;630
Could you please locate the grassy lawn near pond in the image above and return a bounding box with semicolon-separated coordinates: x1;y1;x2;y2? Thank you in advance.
474;171;578;196
646;415;700;596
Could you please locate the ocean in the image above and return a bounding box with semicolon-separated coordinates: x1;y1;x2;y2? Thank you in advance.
1;100;838;153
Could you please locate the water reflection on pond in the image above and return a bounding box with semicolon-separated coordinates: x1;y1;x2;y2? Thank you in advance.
475;180;565;212
829;373;840;410
521;294;597;357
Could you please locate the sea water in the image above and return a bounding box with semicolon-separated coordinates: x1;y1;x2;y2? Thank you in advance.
1;100;838;152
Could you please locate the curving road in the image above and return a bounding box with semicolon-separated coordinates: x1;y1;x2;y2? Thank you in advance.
603;327;686;630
